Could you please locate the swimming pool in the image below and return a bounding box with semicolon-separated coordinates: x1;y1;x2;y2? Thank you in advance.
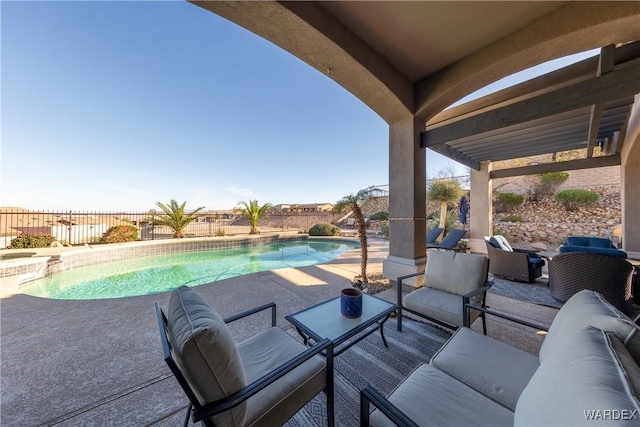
21;240;358;300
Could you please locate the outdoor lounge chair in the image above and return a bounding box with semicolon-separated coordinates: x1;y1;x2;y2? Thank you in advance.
396;250;492;334
345;217;355;227
426;228;467;251
548;251;634;314
484;235;545;283
426;227;444;245
155;286;334;427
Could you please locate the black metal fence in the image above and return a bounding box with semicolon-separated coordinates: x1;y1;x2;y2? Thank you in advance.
0;210;343;249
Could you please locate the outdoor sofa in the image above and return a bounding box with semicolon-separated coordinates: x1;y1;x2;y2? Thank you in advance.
559;236;628;258
361;290;640;426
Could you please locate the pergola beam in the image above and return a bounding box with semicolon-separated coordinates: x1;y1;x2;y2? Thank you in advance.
587;45;615;158
421;61;640;148
490;154;621;179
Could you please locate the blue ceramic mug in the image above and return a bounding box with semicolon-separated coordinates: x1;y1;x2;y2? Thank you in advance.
341;288;363;318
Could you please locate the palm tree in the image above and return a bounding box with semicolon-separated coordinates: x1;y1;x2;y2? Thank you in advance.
236;200;273;234
427;179;462;232
153;199;205;238
335;188;371;283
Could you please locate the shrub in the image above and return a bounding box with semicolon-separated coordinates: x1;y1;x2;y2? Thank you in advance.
494;192;524;213
8;233;56;249
380;223;389;239
528;171;569;201
369;211;389;221
555;189;599;211
101;225;139;243
308;222;341;236
500;214;523;222
431;211;459;235
215;228;226;237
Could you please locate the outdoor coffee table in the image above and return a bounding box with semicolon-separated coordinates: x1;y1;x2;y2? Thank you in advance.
285;294;398;356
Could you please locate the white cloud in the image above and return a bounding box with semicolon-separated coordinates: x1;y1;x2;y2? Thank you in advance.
223;185;257;200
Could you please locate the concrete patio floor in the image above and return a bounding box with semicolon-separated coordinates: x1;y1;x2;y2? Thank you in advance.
0;239;557;426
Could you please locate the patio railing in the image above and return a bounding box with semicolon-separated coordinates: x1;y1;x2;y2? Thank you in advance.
0;210;341;249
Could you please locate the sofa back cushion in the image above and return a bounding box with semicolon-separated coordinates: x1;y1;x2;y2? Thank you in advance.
423;250;488;297
589;237;615;248
515;326;640;426
168;286;247;427
566;236;590;246
540;290;640;365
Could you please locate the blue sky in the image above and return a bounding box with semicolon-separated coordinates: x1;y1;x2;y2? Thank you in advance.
1;2;597;212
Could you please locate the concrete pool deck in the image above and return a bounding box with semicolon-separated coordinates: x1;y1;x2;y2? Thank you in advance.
0;238;393;426
0;238;556;426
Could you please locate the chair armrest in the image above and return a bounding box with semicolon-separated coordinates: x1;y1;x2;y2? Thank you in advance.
195;338;333;421
224;302;277;327
360;385;420;427
397;271;426;305
463;281;494;300
464;304;549;332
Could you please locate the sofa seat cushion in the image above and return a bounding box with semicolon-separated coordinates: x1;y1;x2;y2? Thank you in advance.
168;286;247;427
540;290;640;365
430;327;539;411
528;256;545;268
404;287;481;327
515;326;640;426
238;327;326;427
370;363;514;427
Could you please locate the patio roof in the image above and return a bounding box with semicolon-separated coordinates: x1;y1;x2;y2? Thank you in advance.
422;41;640;175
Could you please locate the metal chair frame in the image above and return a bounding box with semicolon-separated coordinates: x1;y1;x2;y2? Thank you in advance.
155;301;335;427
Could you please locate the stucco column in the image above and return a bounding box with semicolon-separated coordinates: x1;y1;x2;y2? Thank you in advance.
383;116;427;288
621;94;640;259
469;161;493;254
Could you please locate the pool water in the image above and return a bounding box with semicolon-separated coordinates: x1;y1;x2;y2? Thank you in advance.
21;240;358;300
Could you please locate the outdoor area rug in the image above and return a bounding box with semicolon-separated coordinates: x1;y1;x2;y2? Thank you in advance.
488;277;563;308
284;316;452;427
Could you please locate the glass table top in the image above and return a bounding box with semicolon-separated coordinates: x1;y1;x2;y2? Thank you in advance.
287;294;397;342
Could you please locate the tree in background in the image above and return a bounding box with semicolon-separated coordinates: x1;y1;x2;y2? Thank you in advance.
236;200;273;234
335;188;371;283
154;199;205;238
427;179;463;232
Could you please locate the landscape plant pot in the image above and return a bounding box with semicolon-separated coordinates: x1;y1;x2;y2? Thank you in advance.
340;288;363;318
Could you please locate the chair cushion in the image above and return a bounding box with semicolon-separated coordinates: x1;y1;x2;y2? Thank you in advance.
489;236;512;252
540;290;640;365
430;327;539;411
370;363;514;427
589;237;615;248
566;236;590;246
239;327;326;427
404;287;481;327
423;250;488;297
528;256;545;268
515;326;640;426
168;286;247;427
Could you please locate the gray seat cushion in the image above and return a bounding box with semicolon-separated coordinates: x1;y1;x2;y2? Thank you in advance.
168;286;247;427
370;363;514;427
515;326;640;426
540;290;640;364
403;287;481;327
238;327;327;427
430;327;539;411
